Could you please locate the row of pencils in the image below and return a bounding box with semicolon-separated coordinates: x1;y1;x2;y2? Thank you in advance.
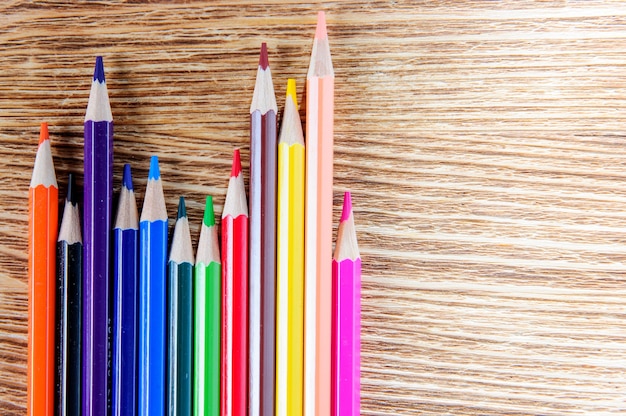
28;11;361;416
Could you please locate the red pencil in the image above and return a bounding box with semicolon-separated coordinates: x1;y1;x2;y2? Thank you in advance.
221;149;249;416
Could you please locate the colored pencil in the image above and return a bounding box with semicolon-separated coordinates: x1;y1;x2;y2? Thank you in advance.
304;11;335;416
139;156;168;416
249;42;278;416
28;122;58;416
168;197;194;416
276;79;306;416
56;173;82;416
221;149;249;416
83;56;113;416
194;196;221;416
112;164;139;416
331;192;361;416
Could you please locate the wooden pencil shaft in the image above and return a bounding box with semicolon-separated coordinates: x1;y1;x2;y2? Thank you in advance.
112;227;138;416
168;260;193;416
193;261;221;416
55;240;82;416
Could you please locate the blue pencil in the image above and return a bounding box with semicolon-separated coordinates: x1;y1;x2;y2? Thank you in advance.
112;164;139;416
139;156;169;416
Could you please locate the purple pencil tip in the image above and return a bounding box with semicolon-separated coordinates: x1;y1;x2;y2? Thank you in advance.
93;56;105;83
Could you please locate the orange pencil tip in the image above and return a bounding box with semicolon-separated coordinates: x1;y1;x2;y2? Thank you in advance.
231;148;242;177
315;11;328;40
39;122;49;144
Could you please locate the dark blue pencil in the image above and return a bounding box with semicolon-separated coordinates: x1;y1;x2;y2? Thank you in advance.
112;164;139;416
139;156;168;416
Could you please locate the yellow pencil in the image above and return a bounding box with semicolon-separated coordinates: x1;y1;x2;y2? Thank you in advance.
276;78;305;416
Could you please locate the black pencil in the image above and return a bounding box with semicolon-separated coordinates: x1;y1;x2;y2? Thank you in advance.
55;174;82;416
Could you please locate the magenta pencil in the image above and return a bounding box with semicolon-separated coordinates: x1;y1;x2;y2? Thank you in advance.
331;192;361;416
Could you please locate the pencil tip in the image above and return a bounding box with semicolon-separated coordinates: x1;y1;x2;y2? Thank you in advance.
39;122;49;144
67;173;76;204
148;155;160;180
123;163;134;191
93;56;105;83
286;78;298;106
259;42;269;70
315;11;328;40
341;191;353;222
231;149;242;177
177;196;186;219
203;195;215;227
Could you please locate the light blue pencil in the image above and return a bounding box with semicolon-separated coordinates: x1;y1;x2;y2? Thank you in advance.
139;156;168;416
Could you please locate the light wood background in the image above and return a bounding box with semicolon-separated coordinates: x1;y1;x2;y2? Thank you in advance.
2;1;626;414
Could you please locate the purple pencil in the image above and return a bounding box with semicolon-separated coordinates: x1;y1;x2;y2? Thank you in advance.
82;56;113;416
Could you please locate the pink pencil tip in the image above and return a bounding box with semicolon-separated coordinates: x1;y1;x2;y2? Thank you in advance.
39;122;49;144
231;149;242;177
315;11;328;40
259;42;269;70
340;191;353;222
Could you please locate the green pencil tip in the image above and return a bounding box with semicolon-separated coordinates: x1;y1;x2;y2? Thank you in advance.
203;195;215;227
177;196;186;219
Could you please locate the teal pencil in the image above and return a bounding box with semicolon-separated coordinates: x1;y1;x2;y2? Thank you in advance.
168;197;194;416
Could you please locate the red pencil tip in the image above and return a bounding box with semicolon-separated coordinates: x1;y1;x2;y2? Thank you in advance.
340;191;353;223
39;122;49;144
259;42;269;70
231;149;242;177
315;11;328;40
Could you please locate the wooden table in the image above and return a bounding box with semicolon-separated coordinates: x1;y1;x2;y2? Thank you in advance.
2;1;626;414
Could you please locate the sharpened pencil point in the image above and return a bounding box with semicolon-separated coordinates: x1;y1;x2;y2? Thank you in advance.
93;56;105;83
231;149;242;177
259;42;269;70
177;196;187;219
39;122;49;144
341;191;352;223
203;196;215;227
123;164;134;191
67;173;76;204
148;155;160;180
315;11;328;40
286;78;298;106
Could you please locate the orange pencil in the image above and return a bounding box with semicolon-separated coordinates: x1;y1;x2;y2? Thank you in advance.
304;11;334;416
28;122;58;416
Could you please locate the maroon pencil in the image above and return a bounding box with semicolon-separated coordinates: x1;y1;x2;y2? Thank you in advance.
249;42;278;416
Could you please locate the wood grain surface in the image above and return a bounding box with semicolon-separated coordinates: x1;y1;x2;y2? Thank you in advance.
2;1;626;414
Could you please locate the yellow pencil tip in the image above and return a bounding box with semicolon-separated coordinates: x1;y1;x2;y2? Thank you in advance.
286;79;297;106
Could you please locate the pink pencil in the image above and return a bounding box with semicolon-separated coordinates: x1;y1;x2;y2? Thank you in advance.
331;192;361;416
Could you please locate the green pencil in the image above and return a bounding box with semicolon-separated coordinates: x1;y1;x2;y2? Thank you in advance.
194;196;221;416
167;197;194;416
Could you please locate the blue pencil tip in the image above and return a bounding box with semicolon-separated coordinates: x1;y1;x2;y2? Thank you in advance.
148;156;160;180
93;56;105;83
122;164;134;190
177;196;187;219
